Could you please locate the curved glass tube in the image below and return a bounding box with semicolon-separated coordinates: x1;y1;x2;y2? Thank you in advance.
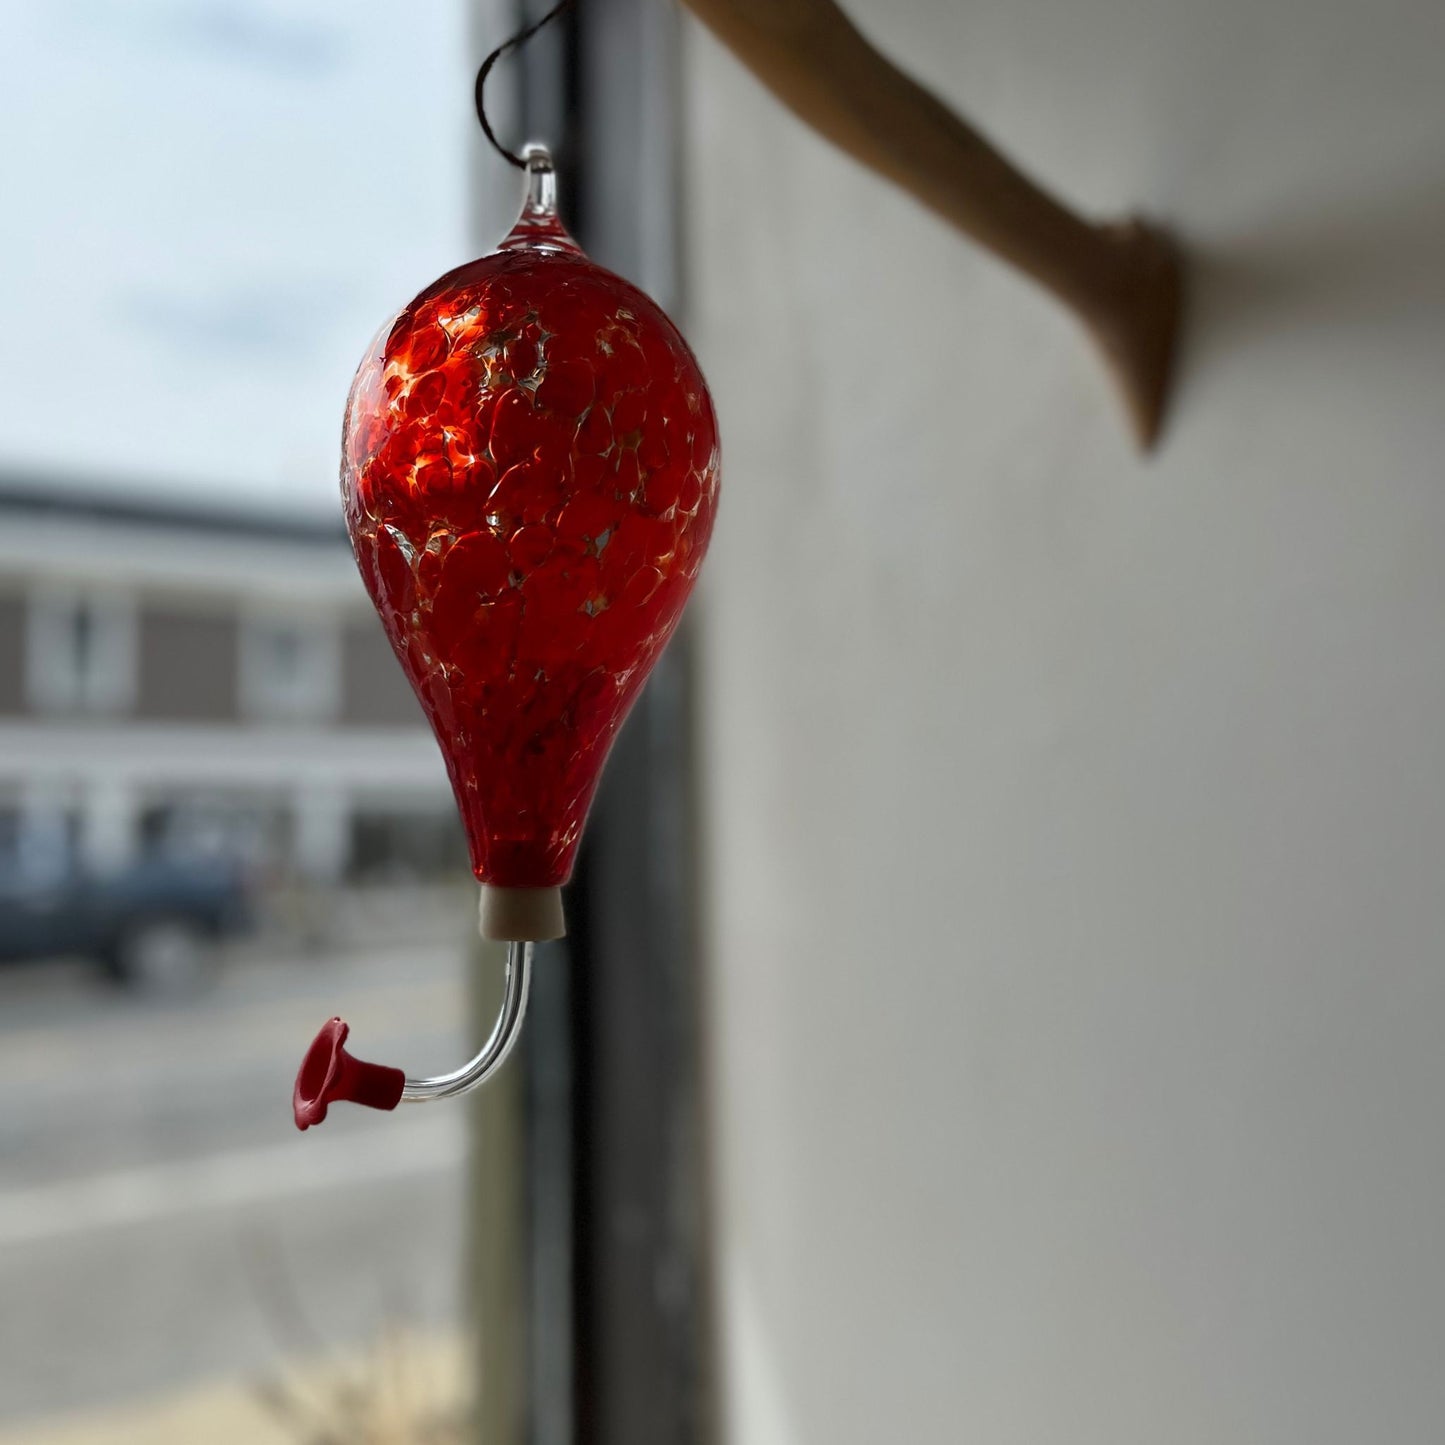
400;940;533;1103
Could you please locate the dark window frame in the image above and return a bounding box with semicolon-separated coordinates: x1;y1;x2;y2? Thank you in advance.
473;6;713;1444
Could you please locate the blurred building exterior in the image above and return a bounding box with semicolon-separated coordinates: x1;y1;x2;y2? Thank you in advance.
0;478;454;885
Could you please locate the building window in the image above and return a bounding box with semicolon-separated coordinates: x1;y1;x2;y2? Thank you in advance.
239;613;340;723
25;589;137;715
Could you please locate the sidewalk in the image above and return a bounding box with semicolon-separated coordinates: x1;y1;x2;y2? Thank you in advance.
0;1331;467;1445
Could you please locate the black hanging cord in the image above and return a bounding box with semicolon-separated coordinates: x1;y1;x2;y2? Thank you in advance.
475;0;575;168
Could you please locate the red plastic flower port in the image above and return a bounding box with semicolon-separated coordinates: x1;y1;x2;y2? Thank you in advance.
293;1018;405;1130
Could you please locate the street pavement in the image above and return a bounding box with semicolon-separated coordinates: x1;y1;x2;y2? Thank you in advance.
0;906;477;1431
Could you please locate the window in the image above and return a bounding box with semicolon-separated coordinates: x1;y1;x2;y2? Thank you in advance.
25;589;137;715
239;613;340;723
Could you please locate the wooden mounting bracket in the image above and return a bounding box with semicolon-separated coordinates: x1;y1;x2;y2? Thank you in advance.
682;0;1185;450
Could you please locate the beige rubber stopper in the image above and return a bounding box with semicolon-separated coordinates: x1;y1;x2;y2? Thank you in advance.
478;884;566;942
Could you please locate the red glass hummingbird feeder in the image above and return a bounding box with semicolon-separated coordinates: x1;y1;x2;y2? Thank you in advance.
293;146;719;1129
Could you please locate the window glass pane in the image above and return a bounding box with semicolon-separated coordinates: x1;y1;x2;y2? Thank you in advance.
0;0;471;518
0;5;477;1437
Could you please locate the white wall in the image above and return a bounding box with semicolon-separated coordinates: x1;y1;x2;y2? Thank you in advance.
684;3;1445;1443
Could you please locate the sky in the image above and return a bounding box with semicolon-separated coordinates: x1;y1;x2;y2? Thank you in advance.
0;0;498;519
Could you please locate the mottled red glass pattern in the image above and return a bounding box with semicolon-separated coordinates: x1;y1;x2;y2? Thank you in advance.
342;205;719;889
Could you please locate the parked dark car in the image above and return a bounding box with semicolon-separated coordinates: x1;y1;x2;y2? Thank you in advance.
0;838;251;991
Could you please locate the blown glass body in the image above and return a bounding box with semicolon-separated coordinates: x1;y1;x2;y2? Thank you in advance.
341;158;720;888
